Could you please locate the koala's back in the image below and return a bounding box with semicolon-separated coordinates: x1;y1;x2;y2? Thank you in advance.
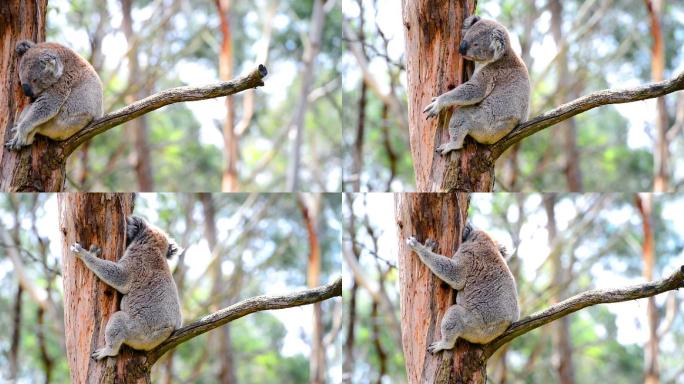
457;231;519;324
479;54;530;123
121;246;183;330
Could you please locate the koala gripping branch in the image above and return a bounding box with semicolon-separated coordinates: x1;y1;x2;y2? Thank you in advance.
146;276;342;364
483;265;684;357
60;64;268;157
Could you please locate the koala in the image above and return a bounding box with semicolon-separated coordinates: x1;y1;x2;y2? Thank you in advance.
6;40;103;150
406;223;519;353
69;216;182;360
423;16;530;155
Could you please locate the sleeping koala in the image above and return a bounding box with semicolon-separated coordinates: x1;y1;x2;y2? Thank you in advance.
406;223;519;353
70;216;182;359
6;40;103;150
423;16;530;155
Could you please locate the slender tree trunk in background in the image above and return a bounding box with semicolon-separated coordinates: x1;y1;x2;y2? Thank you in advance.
9;284;22;381
121;0;154;191
37;306;54;384
644;0;668;192
543;194;576;384
299;194;325;384
550;0;583;192
215;0;239;192
342;195;359;383
59;193;154;383
395;193;484;383
287;0;327;191
402;1;484;192
0;0;67;191
350;0;367;192
636;194;659;384
199;193;238;384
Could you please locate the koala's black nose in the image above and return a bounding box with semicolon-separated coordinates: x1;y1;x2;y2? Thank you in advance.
21;83;33;98
459;41;468;55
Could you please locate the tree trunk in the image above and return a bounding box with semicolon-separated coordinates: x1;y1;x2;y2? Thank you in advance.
402;0;487;192
543;194;575;384
121;0;154;191
636;194;659;384
0;0;67;192
216;0;239;192
550;0;583;192
645;0;668;192
395;193;487;383
299;194;325;383
287;0;326;191
59;193;154;384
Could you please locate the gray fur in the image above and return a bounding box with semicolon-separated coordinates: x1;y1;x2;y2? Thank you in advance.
423;16;531;155
6;40;103;150
70;216;182;360
406;226;519;353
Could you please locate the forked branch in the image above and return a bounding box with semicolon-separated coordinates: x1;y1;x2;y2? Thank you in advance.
61;65;268;156
484;265;684;357
490;71;684;158
147;276;342;364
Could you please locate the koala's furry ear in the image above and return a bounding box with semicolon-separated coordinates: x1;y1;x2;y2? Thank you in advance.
166;240;181;259
126;216;147;247
39;52;63;78
490;28;506;60
462;15;481;30
462;222;474;242
15;40;35;56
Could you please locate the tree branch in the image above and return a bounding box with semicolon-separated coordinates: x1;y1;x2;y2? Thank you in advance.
147;276;342;364
490;71;684;158
484;265;684;357
60;65;268;157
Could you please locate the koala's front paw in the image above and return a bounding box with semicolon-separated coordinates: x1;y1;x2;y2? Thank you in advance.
91;346;116;360
406;236;419;249
5;137;26;151
427;341;449;354
425;239;437;251
70;242;87;257
423;97;443;119
436;142;462;156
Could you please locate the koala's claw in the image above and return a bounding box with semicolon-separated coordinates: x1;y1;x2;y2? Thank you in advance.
427;341;448;354
425;239;437;251
91;347;115;360
423;98;442;119
436;142;462;156
5;138;23;151
70;242;84;253
406;236;419;248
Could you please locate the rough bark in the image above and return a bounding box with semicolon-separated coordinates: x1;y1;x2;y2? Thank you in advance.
1;58;267;191
636;194;659;384
402;0;478;192
543;194;575;384
395;193;476;383
58;193;145;384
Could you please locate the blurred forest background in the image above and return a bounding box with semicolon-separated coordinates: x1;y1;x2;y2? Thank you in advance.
343;193;684;383
342;0;684;192
46;0;341;192
0;193;342;383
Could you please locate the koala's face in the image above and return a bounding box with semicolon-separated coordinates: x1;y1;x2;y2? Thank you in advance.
459;16;507;64
18;48;63;100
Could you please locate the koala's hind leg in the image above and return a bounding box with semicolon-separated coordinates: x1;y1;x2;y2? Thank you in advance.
428;304;480;354
469;116;518;145
92;311;130;360
40;111;93;141
436;112;472;155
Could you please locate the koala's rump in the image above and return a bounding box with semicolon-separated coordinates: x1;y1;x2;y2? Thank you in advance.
38;76;103;140
121;278;182;330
